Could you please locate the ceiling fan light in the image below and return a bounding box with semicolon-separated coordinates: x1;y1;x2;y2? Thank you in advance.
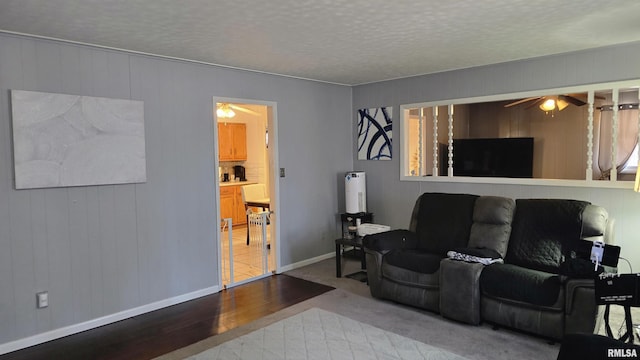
556;99;569;111
216;104;236;118
539;99;556;112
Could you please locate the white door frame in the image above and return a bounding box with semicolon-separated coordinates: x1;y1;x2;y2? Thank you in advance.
212;96;280;288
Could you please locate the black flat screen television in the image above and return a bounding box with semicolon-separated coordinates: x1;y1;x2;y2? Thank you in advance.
442;137;534;178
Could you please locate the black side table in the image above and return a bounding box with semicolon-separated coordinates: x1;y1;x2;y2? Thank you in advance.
335;236;366;278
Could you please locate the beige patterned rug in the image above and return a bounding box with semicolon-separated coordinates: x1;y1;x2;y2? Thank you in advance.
184;307;468;360
160;257;634;360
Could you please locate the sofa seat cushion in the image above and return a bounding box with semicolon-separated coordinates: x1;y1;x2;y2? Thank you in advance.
385;249;442;274
480;263;564;309
381;249;443;288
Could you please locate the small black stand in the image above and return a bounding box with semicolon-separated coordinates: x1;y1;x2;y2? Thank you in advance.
334;212;373;283
596;273;639;344
335;236;366;279
604;304;635;343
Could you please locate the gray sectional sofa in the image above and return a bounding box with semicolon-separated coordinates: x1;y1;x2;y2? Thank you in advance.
363;192;614;340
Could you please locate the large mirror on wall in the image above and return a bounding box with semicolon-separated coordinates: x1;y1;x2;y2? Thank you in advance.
401;80;640;187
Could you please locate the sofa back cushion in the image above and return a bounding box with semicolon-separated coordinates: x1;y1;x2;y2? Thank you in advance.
468;196;515;258
409;193;478;256
505;199;590;273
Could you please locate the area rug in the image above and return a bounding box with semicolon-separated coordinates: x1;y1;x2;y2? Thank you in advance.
157;257;562;360
185;307;468;360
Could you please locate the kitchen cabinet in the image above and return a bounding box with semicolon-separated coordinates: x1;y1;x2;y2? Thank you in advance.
218;123;247;161
220;185;246;226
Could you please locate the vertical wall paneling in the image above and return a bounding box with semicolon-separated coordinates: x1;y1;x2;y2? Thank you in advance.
60;45;93;324
108;51;140;311
0;32;352;350
157;59;180;296
44;189;73;329
85;187;104;317
29;189;50;333
129;57;160;305
0;36;21;343
8;190;34;339
67;187;91;323
192;66;218;288
113;185;140;309
59;45;82;94
33;37;75;332
11;38;40;339
97;186;118;314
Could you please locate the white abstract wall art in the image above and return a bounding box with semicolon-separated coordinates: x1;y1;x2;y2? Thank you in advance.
11;90;146;189
357;106;392;160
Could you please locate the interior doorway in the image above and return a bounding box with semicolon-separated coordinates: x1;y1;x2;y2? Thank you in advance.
213;97;279;288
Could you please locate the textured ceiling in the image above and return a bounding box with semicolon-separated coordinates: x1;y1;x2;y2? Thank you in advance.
1;0;640;85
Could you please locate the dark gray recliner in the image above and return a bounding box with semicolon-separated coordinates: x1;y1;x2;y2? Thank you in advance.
364;192;481;312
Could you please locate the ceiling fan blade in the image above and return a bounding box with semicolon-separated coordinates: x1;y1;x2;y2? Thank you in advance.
560;95;586;106
504;97;541;108
525;97;546;110
229;104;260;116
565;92;606;102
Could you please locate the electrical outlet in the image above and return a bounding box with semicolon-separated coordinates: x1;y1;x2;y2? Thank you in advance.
279;168;285;177
36;292;48;308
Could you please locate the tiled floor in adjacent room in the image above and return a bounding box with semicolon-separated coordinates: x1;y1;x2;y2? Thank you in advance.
220;225;273;284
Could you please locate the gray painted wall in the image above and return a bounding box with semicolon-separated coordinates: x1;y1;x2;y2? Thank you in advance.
353;42;640;274
0;33;352;345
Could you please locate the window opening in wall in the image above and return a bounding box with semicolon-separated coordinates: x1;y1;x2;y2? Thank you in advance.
400;80;640;187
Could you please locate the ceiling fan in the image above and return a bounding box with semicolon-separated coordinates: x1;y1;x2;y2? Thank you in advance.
504;93;591;112
216;103;261;118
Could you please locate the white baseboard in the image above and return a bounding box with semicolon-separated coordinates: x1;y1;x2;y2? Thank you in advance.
0;285;221;356
1;251;336;355
277;251;335;273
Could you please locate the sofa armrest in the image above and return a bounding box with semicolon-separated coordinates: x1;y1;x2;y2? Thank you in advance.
565;278;595;313
564;278;600;334
362;229;418;252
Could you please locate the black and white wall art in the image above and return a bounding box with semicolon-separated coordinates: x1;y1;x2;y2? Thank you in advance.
357;107;392;160
11;90;146;189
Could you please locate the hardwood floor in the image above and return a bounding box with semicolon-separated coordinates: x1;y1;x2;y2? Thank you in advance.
1;275;334;360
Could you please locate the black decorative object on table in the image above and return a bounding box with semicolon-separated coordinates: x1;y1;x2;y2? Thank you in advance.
340;212;372;239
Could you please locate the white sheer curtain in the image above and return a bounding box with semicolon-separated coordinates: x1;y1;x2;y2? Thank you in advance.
595;106;639;179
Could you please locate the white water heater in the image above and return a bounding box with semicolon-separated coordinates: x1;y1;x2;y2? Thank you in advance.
345;171;366;214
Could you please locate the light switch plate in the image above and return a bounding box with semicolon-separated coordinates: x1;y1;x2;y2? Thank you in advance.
36;292;48;308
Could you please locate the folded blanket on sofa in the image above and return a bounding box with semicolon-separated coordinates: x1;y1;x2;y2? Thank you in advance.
447;247;503;265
